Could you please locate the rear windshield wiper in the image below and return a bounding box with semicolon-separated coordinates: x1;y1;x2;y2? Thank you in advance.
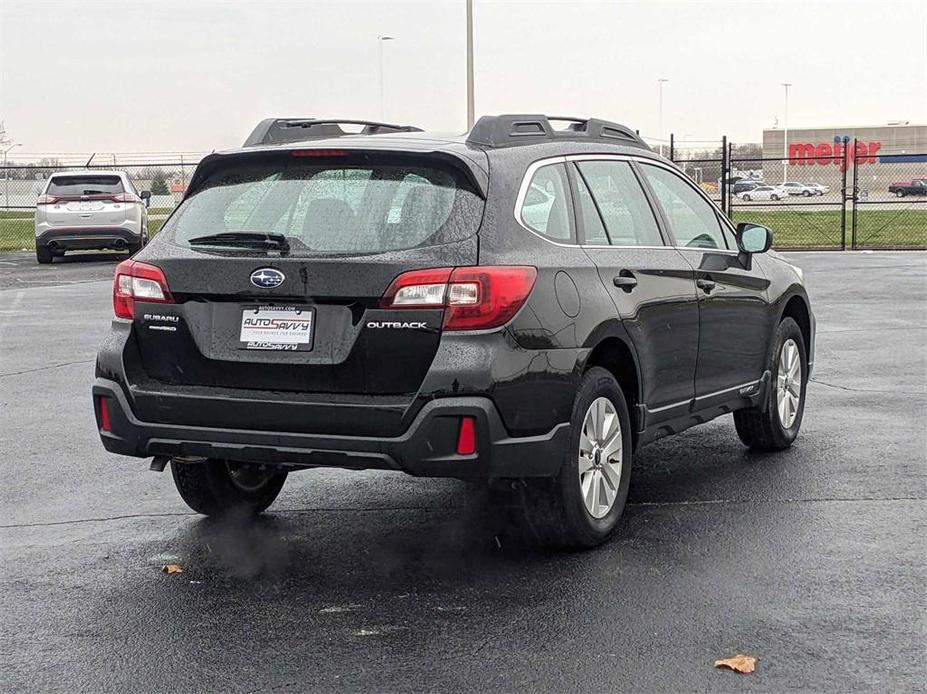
186;232;291;252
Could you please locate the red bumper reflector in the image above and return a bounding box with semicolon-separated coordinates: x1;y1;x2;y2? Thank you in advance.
98;397;111;432
456;416;477;456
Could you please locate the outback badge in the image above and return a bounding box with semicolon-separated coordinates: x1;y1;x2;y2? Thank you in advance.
250;268;285;288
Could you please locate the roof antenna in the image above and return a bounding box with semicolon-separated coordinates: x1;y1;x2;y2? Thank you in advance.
85;153;95;167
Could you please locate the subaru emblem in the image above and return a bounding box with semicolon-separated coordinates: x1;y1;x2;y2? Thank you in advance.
250;268;285;288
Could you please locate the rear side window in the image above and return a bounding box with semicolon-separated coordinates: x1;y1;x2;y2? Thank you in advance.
574;161;663;246
167;155;483;254
520;164;572;242
47;175;124;196
639;164;728;250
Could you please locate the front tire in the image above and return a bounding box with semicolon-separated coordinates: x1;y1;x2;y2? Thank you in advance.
734;317;807;451
895;191;905;198
515;367;633;548
771;194;780;201
171;459;288;516
742;194;751;201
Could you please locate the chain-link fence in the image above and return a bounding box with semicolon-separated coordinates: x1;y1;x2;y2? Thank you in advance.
0;156;204;254
669;139;925;250
1;144;924;255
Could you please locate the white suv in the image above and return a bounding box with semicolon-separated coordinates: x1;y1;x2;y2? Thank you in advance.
34;170;150;264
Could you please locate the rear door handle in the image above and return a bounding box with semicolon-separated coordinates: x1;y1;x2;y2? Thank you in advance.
613;273;638;291
696;278;716;293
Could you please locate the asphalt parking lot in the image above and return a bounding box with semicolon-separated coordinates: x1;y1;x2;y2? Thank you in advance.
1;250;924;692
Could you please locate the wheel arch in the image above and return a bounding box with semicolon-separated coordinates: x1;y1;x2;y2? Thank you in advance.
780;291;812;354
581;334;643;448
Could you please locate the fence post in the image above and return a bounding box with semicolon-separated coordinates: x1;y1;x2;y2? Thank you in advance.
720;135;728;216
669;133;674;162
840;140;849;251
851;138;859;250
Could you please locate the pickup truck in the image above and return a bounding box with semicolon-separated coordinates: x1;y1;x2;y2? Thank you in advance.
888;179;927;197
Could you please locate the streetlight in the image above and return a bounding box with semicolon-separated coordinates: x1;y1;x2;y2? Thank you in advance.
377;36;395;120
657;78;669;156
781;82;792;183
3;143;22;210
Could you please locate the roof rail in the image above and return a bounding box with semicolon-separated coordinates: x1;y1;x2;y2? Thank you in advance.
243;118;424;147
466;114;649;150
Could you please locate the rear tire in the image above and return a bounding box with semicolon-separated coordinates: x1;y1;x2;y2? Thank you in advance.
895;191;905;198
734;317;807;451
771;194;780;201
514;367;633;549
35;245;53;264
170;459;288;516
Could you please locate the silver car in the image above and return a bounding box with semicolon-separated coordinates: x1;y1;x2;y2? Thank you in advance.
34;170;150;264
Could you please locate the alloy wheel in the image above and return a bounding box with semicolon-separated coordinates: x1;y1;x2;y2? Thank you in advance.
577;397;623;519
776;338;802;429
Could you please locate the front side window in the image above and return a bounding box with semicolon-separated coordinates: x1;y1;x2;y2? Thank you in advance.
165;155;482;254
520;164;572;241
574;161;663;246
639;164;728;250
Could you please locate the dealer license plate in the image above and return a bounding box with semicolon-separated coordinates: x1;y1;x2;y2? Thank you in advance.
239;306;314;351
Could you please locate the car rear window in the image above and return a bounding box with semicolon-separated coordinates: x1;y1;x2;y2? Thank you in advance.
166;155;484;255
47;175;124;196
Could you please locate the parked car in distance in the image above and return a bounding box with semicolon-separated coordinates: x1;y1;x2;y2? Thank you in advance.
781;181;816;197
805;183;829;196
739;185;788;201
888;179;927;197
92;114;814;548
34;170;151;264
731;180;761;194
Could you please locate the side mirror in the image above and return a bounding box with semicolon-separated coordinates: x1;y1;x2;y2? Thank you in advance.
736;222;772;254
140;190;152;208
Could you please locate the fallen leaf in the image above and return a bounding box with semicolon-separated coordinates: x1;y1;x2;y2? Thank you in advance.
161;563;184;574
714;654;757;674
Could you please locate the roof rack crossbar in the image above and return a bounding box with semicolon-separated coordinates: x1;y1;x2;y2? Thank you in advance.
243;118;424;147
466;114;649;150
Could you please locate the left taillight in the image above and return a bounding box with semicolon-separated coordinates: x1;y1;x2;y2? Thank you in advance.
113;259;174;319
36;194;59;205
379;266;537;331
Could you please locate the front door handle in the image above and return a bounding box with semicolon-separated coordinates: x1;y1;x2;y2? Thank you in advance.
696;278;717;293
614;272;638;291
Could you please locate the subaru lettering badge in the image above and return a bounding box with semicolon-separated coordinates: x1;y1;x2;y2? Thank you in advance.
250;268;285;289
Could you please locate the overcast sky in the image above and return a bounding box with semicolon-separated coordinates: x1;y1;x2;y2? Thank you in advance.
1;0;925;155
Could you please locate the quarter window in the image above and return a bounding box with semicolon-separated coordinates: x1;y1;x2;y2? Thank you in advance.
520;164;572;242
574;161;663;246
639;164;728;250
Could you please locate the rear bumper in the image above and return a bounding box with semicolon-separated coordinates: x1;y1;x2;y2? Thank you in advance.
36;226;141;250
93;377;570;479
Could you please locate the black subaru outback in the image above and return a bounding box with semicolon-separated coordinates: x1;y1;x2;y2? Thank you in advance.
93;115;814;547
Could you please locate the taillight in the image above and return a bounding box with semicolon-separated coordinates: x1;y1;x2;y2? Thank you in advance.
36;194;59;205
380;266;537;331
113;259;174;319
110;192;140;204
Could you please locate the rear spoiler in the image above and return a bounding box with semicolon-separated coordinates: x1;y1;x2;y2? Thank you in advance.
184;147;489;200
243;118;424;147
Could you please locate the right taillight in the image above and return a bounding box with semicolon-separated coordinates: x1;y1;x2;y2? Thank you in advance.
379;266;537;331
113;260;174;319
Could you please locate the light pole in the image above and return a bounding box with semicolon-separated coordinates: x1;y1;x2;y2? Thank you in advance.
377;36;395;120
657;78;669;156
3;143;22;210
781;82;791;183
466;0;475;129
